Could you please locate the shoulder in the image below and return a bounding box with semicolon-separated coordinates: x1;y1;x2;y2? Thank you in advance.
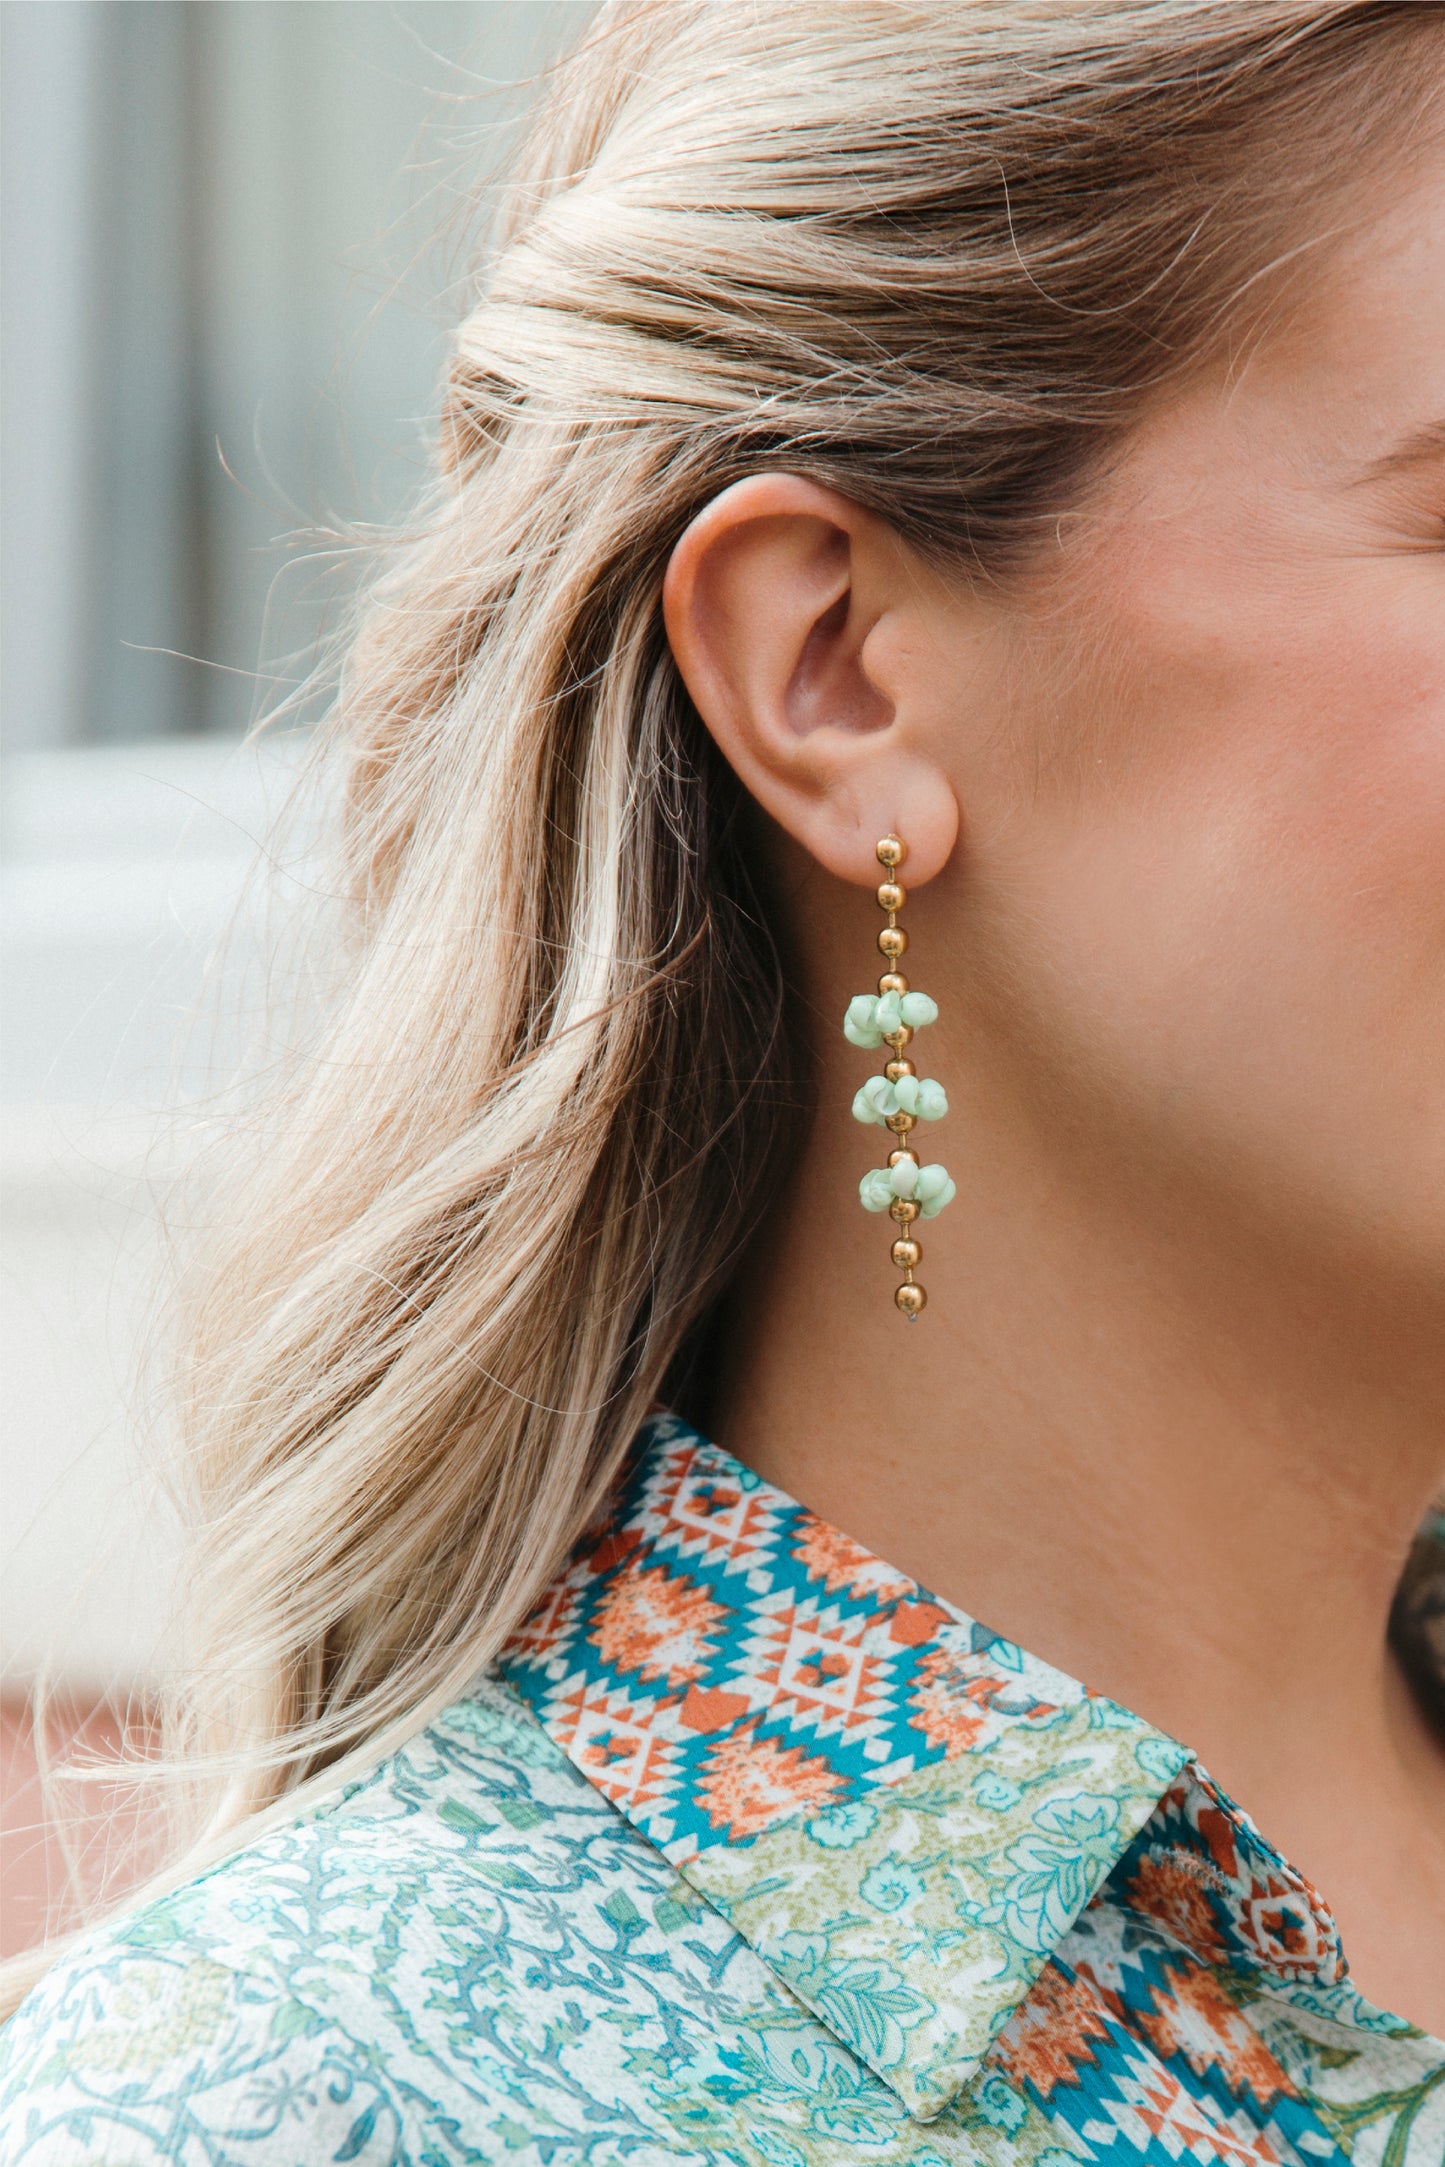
0;1677;765;2165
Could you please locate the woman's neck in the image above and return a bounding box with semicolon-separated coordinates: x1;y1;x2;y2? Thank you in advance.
709;1056;1445;2032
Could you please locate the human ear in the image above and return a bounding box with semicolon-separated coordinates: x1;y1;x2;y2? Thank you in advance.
662;474;959;886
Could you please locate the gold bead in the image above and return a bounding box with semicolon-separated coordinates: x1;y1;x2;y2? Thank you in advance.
895;1282;927;1317
883;1024;913;1052
887;1146;919;1169
889;1197;920;1223
878;925;908;960
877;970;909;996
876;881;906;914
883;1056;915;1082
885;1110;916;1134
891;1236;921;1269
875;835;906;869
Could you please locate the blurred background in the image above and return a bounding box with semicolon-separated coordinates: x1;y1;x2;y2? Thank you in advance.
1;0;585;1953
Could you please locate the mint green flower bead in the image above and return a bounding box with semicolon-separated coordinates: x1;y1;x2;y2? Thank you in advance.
917;1165;957;1218
843;994;882;1048
873;990;903;1037
851;1076;891;1125
888;1157;920;1199
859;1167;894;1212
899;992;938;1029
891;1073;921;1115
916;1077;948;1120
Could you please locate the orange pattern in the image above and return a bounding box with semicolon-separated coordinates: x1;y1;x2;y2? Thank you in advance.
589;1559;726;1689
695;1721;845;1840
1130;2064;1285;2166
995;1961;1112;2096
791;1514;916;1605
1126;1852;1229;1967
908;1646;998;1756
1139;1961;1295;2105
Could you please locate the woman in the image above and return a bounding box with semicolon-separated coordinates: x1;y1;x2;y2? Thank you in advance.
2;0;1442;2159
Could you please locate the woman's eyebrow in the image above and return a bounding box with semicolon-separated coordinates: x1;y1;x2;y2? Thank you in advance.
1356;417;1445;484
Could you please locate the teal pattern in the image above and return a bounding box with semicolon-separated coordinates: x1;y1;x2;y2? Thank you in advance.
2;1411;1442;2164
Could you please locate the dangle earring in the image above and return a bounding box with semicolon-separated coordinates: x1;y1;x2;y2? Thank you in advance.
845;834;956;1319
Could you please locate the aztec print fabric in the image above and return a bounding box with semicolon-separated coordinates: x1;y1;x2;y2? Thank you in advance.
2;1413;1442;2165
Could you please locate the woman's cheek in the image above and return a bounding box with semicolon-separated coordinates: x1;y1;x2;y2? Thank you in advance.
978;648;1445;1250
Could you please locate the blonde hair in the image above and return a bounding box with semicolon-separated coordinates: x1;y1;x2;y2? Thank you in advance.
7;0;1439;2014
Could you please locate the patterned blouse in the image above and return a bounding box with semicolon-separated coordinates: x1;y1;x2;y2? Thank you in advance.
3;1411;1442;2165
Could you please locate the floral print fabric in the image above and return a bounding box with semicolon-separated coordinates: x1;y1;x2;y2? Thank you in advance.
501;1422;1189;2118
2;1411;1442;2164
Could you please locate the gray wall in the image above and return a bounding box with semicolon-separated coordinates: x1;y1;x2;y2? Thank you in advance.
2;1;585;749
1;2;587;1687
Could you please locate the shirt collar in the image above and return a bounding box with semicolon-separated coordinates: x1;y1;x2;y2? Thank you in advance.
499;1410;1345;2123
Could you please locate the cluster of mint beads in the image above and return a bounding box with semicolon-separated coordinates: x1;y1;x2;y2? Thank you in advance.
846;987;957;1220
852;1071;948;1128
843;989;938;1047
859;1156;956;1217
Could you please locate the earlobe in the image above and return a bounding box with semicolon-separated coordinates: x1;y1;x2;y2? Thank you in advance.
663;473;959;887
